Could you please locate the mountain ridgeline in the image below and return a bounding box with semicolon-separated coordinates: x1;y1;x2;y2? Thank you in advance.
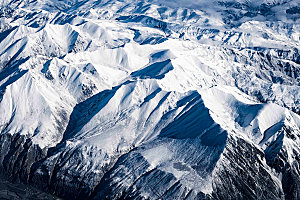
0;0;300;199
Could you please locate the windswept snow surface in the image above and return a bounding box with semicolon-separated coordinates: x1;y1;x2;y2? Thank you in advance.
0;0;300;199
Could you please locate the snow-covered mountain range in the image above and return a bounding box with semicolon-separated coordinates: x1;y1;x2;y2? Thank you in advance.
0;0;299;199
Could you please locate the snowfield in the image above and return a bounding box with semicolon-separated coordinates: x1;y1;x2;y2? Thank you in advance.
0;0;299;199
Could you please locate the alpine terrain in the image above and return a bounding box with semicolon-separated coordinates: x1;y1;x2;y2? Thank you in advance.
0;0;300;199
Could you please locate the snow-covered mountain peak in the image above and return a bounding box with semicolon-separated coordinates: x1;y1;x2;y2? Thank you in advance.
0;0;299;199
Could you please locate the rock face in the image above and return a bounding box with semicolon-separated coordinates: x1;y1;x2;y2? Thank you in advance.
0;0;299;199
0;171;60;200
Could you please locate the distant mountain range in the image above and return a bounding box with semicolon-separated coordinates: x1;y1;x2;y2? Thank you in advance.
0;0;299;199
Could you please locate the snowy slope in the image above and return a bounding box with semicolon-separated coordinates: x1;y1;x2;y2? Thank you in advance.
0;0;300;199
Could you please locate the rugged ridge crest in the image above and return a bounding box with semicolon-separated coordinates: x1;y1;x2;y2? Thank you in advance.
0;0;300;199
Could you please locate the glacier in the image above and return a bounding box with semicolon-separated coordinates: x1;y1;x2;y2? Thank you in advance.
0;0;299;199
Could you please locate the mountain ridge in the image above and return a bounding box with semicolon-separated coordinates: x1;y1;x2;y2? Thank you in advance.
0;0;299;199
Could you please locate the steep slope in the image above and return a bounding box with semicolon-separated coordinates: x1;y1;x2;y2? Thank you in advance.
0;0;299;199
